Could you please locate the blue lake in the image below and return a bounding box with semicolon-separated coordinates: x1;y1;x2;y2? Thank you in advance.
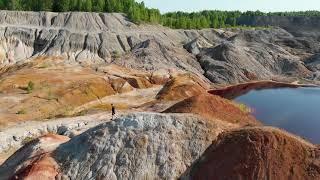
235;87;320;144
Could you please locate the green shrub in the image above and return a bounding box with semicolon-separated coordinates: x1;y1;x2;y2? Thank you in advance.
22;136;34;145
27;81;35;94
112;50;121;59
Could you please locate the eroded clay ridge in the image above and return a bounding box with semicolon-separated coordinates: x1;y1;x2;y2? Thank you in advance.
0;11;320;84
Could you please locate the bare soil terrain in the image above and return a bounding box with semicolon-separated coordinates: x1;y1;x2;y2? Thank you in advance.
0;11;320;180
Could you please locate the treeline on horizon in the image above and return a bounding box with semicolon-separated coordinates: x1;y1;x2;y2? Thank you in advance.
0;0;319;29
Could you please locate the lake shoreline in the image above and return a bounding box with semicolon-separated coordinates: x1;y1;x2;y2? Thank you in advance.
208;80;318;99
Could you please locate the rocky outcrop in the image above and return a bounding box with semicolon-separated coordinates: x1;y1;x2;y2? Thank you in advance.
54;113;226;179
0;112;232;179
183;37;213;56
186;127;320;180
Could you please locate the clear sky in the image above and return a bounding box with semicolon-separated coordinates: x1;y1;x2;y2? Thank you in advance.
136;0;320;13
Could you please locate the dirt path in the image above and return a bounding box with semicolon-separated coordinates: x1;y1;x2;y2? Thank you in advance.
70;85;163;114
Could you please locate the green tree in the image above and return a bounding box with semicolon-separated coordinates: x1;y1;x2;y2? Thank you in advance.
83;0;92;11
0;0;320;30
7;0;22;10
93;0;104;12
53;0;69;12
41;0;53;11
212;15;219;28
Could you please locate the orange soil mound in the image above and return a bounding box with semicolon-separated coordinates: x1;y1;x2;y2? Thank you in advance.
156;74;209;101
209;80;314;99
0;57;166;127
189;127;320;180
163;93;260;126
0;66;116;124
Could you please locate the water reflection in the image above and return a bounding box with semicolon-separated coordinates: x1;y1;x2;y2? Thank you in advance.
235;87;320;144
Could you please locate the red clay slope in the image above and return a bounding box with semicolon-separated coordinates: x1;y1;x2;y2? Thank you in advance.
156;74;209;101
188;127;320;180
163;93;260;126
0;134;70;180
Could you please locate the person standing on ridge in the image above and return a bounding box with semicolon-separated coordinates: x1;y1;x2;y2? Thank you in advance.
111;104;116;120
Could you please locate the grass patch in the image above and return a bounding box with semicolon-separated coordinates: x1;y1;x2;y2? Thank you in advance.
60;106;75;117
112;50;121;59
233;102;252;114
18;81;36;93
37;63;51;69
47;90;58;100
47;113;57;120
225;25;273;30
91;103;128;112
16;109;27;115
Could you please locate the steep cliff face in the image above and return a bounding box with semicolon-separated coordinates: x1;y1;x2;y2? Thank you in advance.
0;11;153;63
0;11;205;70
